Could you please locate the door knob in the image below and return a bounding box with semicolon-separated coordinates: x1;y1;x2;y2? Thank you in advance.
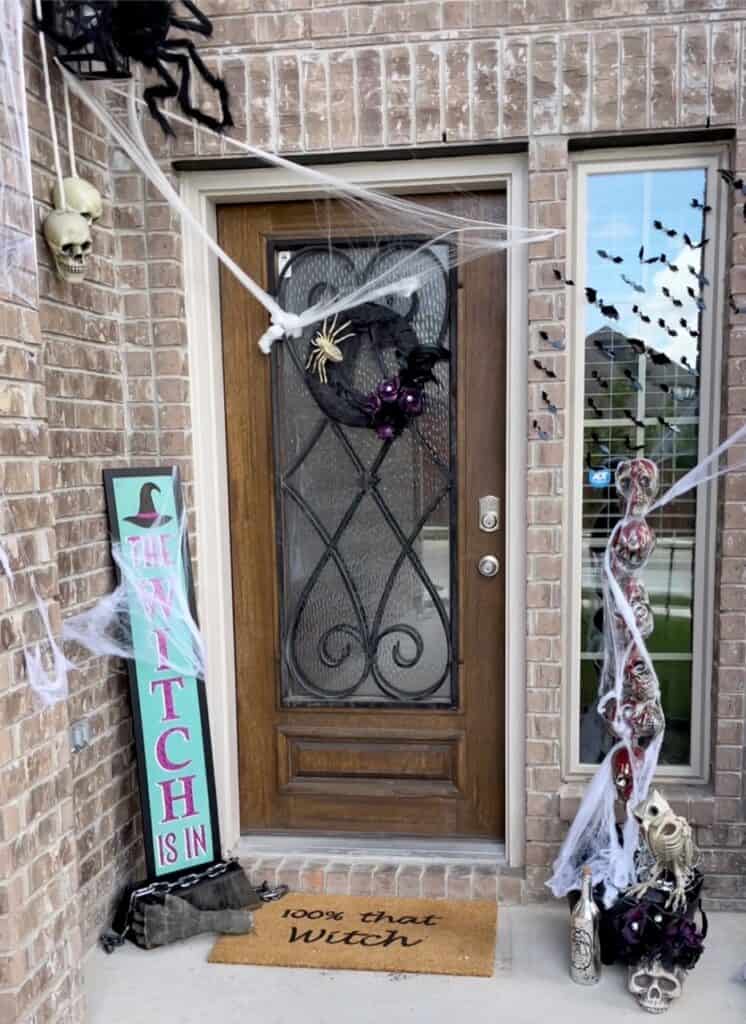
478;555;500;578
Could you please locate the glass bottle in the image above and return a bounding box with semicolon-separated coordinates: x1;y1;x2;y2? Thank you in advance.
569;865;601;985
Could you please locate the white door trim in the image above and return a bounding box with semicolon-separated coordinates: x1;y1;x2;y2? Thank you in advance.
180;153;528;867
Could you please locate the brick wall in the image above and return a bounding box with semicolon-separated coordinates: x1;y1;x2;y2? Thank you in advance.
160;0;744;906
3;2;746;1019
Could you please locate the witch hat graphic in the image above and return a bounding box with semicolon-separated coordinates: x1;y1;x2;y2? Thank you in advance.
124;482;172;529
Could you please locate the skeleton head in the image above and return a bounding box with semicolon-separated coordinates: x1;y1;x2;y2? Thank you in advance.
611;519;656;576
616;458;660;517
615;578;655;641
42;210;92;282
623;648;658;702
633;790;673;833
628;958;684;1013
52;177;103;223
630;700;665;748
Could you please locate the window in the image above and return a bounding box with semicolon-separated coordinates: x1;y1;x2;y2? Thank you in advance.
566;147;726;781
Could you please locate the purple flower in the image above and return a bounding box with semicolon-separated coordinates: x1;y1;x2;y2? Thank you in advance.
398;387;423;416
377;376;400;403
621;904;648;947
363;392;382;415
375;422;396;441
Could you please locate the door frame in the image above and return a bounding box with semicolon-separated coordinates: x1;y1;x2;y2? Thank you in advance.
180;153;529;867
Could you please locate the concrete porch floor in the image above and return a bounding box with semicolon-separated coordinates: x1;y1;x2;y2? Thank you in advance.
85;905;746;1023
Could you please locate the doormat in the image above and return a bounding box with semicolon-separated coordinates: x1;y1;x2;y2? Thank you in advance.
208;893;497;977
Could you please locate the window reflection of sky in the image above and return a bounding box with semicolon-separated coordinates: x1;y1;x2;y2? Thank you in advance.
586;169;707;367
579;167;708;767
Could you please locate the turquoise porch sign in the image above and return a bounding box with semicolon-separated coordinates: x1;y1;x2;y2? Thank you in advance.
104;467;221;879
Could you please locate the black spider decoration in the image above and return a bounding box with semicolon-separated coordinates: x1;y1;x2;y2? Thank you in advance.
38;1;233;136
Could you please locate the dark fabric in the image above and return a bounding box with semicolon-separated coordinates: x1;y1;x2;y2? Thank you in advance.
178;863;262;912
131;895;253;949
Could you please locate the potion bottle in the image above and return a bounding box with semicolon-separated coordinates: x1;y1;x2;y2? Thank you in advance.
569;865;601;985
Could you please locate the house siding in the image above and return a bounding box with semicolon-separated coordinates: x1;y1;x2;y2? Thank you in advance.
2;2;746;1020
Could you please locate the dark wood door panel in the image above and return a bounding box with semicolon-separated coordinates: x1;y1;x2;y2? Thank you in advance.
218;194;506;838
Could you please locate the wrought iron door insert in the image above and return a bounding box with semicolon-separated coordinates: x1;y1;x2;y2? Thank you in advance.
270;239;457;707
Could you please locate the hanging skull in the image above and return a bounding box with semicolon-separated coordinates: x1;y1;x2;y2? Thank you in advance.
628;958;685;1013
610;519;656;576
51;177;103;223
614;578;655;641
623;647;658;702
616;458;660;518
630;698;665;748
42;209;92;282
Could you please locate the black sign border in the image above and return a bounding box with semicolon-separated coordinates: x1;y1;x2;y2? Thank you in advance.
103;466;222;881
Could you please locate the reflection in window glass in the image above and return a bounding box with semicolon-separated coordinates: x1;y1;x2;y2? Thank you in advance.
578;166;708;767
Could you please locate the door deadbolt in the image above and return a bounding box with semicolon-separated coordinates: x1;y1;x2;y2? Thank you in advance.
478;555;500;578
479;495;500;533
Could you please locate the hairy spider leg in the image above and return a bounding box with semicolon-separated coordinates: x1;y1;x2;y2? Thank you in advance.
161;39;233;131
169;0;214;37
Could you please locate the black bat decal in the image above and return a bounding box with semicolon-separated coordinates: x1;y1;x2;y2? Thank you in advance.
648;349;672;366
719;169;745;191
657;415;681;434
588;397;604;419
593;338;615;359
533;419;551;440
623;368;642;391
533;358;557;379
653;219;678;238
624;409;645;429
623;433;645;452
552;268;575;285
590;431;611;456
585;287;598;304
591;369;609;390
597;249;624;264
541;390;558;414
599;302;620;320
621;274;646;293
690;197;712;213
627;337;646;355
683;233;708;250
638;245;660;265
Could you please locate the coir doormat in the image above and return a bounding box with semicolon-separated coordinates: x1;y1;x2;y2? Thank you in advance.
209;893;497;977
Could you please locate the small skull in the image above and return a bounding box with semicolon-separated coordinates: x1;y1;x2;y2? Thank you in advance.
630;699;665;748
616;458;660;518
614;578;655;641
612;746;634;802
611;519;656;576
628;958;684;1014
623;648;658;702
52;176;103;223
42;210;92;282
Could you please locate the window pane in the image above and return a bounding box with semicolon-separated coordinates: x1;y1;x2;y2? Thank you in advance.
578;166;707;767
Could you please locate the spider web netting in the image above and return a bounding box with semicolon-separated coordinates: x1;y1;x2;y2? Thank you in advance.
60;69;557;353
0;0;37;309
548;424;746;905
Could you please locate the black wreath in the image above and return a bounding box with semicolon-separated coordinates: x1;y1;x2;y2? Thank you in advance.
301;301;449;438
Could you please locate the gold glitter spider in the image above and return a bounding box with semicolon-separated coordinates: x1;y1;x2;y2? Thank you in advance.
305;315;355;383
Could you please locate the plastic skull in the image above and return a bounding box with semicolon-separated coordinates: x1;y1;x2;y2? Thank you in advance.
614;578;655;641
42;209;92;282
630;698;665;748
628;958;684;1013
52;176;103;223
616;458;660;518
610;519;656;575
623;647;658;702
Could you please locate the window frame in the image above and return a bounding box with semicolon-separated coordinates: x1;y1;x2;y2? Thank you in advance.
563;143;729;783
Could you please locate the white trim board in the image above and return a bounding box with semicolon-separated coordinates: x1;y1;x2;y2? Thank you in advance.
562;143;728;784
180;153;529;867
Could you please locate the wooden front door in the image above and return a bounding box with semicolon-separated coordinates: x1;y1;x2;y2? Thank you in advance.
218;193;506;838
